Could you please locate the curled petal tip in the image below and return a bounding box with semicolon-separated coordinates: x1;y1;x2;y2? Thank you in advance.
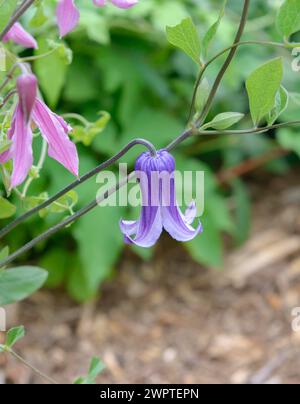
56;0;80;37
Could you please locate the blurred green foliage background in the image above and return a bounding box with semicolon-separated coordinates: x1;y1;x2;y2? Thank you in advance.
1;0;300;301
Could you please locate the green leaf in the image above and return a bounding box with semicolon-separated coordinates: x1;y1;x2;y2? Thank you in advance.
0;139;12;154
166;17;201;64
202;112;244;130
277;0;300;39
88;357;106;379
0;197;16;219
0;267;48;306
195;78;210;113
29;2;47;28
277;127;300;156
5;326;25;348
70;206;125;300
80;11;110;45
71;112;111;146
185;212;224;268
202;0;227;57
74;357;105;384
174;156;227;268
267;85;289;125
246;58;283;126
231;179;252;246
0;0;18;32
0;246;9;263
34;38;69;108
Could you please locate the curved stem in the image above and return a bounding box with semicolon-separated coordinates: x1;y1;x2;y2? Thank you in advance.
21;139;48;198
196;0;250;126
8;348;58;385
0;139;156;240
0;173;135;268
188;40;290;122
0;65;19;94
194;120;300;136
0;90;17;109
0;0;36;41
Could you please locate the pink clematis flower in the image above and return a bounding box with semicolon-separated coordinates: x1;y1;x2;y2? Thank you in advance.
0;73;79;188
57;0;139;37
3;22;38;49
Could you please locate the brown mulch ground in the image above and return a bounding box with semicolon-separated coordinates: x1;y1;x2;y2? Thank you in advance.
1;172;300;384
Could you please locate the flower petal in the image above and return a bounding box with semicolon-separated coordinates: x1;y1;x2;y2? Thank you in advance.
121;206;163;248
32;99;79;176
56;0;80;37
17;74;38;123
162;203;202;242
119;219;139;236
10;106;33;188
184;200;197;225
93;0;106;6
3;23;37;49
110;0;138;8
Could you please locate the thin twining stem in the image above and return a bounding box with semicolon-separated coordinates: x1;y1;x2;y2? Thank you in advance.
187;39;297;123
0;90;17;109
195;120;300;136
0;173;134;268
0;139;156;240
21;139;48;198
8;348;59;385
0;0;36;41
0;65;19;94
196;0;250;127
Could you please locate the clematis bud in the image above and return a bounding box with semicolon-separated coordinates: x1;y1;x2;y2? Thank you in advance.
3;23;37;49
17;74;38;123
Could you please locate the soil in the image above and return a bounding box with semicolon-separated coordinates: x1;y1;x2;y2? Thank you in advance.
1;171;300;384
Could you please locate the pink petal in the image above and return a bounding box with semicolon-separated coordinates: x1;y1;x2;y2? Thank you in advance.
2;22;38;49
56;0;80;38
10;106;33;189
17;74;38;123
93;0;106;6
110;0;138;8
32;99;79;176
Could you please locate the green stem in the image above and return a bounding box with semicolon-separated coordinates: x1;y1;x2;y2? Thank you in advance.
0;138;156;240
196;0;250;126
0;173;135;268
188;38;287;124
20;48;59;63
0;0;36;41
195;120;300;136
21;139;48;198
8;348;58;385
62;113;91;127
